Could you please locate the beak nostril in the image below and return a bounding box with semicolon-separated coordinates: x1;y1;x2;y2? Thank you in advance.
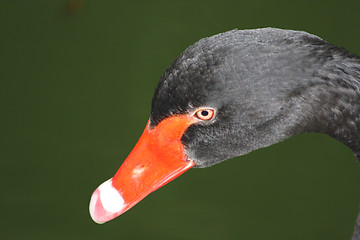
132;164;147;177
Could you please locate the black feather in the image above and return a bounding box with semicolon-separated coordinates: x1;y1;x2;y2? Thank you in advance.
150;28;360;239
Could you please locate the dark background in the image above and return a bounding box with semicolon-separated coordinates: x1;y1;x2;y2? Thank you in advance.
1;1;360;239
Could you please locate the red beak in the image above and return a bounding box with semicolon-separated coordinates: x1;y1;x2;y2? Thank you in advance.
89;115;196;224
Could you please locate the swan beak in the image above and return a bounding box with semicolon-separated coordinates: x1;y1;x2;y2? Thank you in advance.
89;116;196;224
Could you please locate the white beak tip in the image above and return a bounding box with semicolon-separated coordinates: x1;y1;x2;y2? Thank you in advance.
89;179;125;224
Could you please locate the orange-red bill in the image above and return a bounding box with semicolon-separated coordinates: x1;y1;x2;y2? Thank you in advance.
89;115;196;224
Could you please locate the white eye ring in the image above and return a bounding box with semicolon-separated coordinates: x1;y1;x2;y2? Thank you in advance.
193;108;215;121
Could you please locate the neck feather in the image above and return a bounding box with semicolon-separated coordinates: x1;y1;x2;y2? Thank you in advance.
301;49;360;160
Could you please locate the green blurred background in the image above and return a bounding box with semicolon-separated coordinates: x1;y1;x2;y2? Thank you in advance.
1;1;360;239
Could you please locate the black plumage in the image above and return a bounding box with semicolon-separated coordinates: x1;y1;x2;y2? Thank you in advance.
150;28;360;239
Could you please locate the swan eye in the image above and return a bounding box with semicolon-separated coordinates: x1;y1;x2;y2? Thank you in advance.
194;108;215;121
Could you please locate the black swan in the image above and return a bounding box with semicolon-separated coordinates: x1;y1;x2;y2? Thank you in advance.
89;28;360;239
